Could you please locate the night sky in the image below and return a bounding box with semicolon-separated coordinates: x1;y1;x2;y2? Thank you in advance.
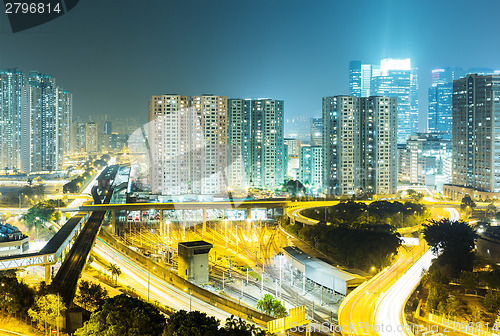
1;0;500;132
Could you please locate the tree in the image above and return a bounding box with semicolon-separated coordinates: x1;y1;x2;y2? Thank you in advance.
487;202;497;217
75;294;165;336
256;294;287;318
28;294;66;334
283;180;306;197
21;200;60;229
107;263;122;285
75;280;108;312
0;276;34;318
460;194;476;214
163;310;220;336
459;271;478;293
223;315;268;336
423;218;477;276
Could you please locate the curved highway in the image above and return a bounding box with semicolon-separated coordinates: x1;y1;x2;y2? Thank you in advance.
337;207;459;336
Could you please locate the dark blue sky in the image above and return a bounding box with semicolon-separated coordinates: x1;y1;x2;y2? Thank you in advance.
1;0;499;132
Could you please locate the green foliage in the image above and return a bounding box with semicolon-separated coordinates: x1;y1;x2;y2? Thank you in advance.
436;296;459;318
459;271;478;293
486;203;497;217
222;315;269;336
163;310;220;336
75;280;108;312
283;180;306;197
256;294;287;318
0;276;35;317
21;200;62;229
407;189;424;202
75;294;166;336
93;159;107;169
427;282;449;312
107;263;122;285
28;294;66;332
283;220;400;271
484;290;499;313
301;200;428;228
460;194;476;213
423;218;477;276
63;169;95;193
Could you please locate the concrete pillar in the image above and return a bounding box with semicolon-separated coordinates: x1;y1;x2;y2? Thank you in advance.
160;210;164;237
45;265;51;283
202;209;206;239
303;272;306;294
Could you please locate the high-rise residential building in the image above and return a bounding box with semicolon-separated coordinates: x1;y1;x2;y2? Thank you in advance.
71;121;86;153
251;99;285;189
57;88;72;156
283;138;301;158
0;69;24;170
428;67;465;138
192;95;228;195
310;118;323;146
147;94;193;195
398;133;452;191
299;146;323;193
147;95;227;196
451;74;500;193
26;71;71;172
227;99;251;190
85;122;99;153
349;61;373;97
323;95;397;196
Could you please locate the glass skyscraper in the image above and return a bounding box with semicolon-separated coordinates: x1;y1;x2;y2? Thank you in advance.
310;118;323;147
349;59;418;144
427;67;464;138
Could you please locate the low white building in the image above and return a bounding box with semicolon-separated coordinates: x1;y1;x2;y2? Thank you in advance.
0;224;29;257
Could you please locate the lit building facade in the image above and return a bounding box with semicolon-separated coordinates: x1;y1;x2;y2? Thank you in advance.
428;67;465;138
323;95;397;196
250;99;285;189
310;118;323;147
299;146;323;193
26;71;71;172
147;95;228;196
451;74;500;192
85;122;99;153
398;133;452;191
0;69;24;170
227;99;251;190
349;59;418;144
349;61;373;97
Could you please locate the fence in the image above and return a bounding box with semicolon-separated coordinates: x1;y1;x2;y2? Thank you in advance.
429;313;499;336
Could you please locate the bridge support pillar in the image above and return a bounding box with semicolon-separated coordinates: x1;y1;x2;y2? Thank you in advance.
111;211;116;235
45;265;51;283
246;209;251;235
202;209;206;238
160;210;164;237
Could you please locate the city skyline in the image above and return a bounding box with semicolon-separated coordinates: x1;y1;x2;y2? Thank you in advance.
2;0;500;133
